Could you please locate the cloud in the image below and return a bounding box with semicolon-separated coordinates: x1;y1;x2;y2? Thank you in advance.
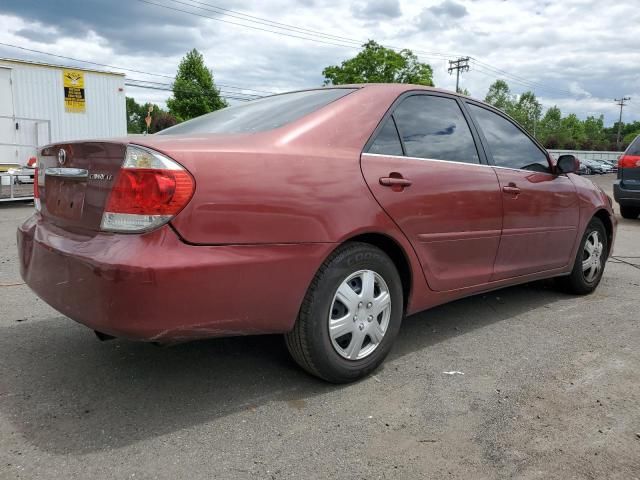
352;0;402;20
0;0;638;125
415;0;468;31
429;0;468;19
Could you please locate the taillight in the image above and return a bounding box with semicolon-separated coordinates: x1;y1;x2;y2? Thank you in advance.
617;155;640;169
101;145;195;233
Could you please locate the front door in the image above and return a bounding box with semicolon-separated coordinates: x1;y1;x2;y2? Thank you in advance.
465;102;580;280
361;94;503;292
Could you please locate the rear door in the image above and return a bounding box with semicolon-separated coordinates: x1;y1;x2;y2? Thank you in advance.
465;102;580;280
361;93;503;292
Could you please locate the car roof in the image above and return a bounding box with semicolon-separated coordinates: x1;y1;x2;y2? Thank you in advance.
294;83;464;98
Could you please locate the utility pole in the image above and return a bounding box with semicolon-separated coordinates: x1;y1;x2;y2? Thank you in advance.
615;97;631;150
448;57;470;93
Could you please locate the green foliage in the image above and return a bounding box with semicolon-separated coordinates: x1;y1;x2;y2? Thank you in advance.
509;91;542;135
125;96;177;134
483;80;638;151
484;80;514;112
322;40;434;86
167;49;227;121
623;130;640;145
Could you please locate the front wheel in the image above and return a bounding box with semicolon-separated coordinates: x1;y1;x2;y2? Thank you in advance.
285;242;404;383
556;217;608;294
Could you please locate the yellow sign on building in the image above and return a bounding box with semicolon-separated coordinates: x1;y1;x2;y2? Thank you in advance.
63;69;85;113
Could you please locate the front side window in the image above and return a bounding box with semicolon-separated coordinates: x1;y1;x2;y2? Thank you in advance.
467;103;550;172
391;95;480;164
158;88;355;135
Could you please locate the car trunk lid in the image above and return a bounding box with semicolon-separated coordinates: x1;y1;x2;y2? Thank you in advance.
38;142;126;233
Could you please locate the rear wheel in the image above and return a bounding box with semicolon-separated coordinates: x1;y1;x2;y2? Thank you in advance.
285;242;403;383
620;206;640;219
556;217;608;294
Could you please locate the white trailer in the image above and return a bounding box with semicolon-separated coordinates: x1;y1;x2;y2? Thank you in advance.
0;57;126;200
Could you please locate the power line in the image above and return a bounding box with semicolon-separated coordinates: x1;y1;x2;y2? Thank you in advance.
139;0;457;61
139;0;581;98
0;41;276;95
125;81;254;101
163;0;458;60
615;97;631;149
470;58;575;97
127;77;263;98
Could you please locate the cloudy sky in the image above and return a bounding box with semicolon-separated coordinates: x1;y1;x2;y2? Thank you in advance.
1;0;638;124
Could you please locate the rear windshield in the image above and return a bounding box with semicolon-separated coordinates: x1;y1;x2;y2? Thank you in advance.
627;135;640;155
158;88;355;135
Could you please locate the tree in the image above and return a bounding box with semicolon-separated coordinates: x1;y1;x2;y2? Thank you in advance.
484;80;514;113
623;130;640;148
322;40;434;86
509;91;542;135
126;96;144;134
167;49;227;121
560;114;586;149
582;115;608;150
536;106;563;148
125;96;178;134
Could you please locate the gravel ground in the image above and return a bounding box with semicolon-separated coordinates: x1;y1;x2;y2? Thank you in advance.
0;174;638;479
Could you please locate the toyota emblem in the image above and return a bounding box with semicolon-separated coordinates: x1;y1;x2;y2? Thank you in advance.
58;148;66;166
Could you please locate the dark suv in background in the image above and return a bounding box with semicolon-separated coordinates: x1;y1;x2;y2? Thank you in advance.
615;135;640;219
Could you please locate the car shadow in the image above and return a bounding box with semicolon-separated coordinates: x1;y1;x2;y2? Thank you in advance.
0;280;567;454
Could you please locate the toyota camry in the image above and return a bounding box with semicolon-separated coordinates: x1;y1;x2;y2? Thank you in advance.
17;84;616;383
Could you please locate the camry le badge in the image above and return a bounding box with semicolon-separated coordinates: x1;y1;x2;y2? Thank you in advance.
89;173;113;181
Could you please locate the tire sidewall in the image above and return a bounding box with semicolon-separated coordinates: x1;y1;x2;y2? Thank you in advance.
305;244;403;382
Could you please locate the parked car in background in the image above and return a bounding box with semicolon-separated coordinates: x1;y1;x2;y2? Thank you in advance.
580;158;611;175
614;134;640;219
17;85;616;382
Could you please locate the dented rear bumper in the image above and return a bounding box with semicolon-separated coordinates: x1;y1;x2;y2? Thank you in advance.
17;214;333;342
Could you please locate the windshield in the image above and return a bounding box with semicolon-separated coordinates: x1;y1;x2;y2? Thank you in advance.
158;88;356;135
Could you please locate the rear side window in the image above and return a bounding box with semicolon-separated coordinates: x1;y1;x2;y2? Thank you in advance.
467;103;550;172
368;118;403;156
158;88;355;135
627;135;640;155
391;95;479;164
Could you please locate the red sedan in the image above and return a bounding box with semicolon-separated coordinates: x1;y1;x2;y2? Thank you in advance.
17;84;616;382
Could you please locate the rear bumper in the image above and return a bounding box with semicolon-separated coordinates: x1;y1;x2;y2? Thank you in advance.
613;181;640;206
17;214;333;341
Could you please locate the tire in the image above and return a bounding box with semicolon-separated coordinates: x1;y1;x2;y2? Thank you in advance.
285;242;404;383
585;167;592;175
620;206;640;219
556;217;608;295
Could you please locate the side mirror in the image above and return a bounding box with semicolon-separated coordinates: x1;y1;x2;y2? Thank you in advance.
556;154;580;174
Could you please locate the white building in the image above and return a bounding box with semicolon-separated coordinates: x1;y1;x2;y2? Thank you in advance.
0;58;126;166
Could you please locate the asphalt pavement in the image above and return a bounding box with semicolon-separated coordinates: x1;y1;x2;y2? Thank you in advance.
0;174;638;479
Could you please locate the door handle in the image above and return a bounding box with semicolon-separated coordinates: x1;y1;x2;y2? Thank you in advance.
502;185;521;195
379;177;412;187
